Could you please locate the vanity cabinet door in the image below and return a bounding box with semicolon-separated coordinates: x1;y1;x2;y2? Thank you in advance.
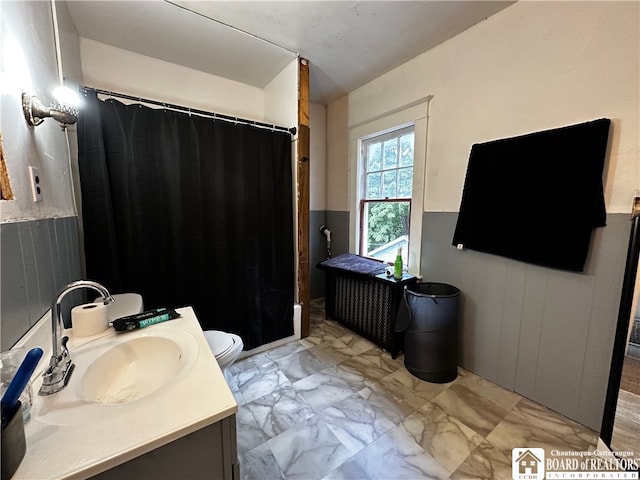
90;414;238;480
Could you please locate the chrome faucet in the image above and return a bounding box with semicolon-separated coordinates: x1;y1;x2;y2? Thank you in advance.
38;280;115;396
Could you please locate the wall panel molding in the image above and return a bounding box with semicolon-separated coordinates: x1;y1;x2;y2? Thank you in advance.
421;212;627;430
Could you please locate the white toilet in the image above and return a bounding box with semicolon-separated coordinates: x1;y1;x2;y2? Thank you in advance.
203;330;244;371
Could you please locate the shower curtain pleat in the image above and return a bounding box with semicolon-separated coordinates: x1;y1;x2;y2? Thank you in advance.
77;91;294;349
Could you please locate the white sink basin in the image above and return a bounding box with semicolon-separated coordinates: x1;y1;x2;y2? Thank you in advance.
34;326;198;425
82;335;191;404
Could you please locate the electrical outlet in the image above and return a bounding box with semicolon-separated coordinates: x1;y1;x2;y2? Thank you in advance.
29;166;42;202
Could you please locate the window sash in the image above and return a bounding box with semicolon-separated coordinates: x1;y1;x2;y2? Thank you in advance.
362;125;414;201
359;198;411;259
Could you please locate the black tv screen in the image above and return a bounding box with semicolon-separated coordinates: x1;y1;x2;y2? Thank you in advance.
452;118;611;272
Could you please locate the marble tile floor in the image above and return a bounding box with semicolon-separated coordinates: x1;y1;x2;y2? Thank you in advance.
611;389;640;454
229;299;598;480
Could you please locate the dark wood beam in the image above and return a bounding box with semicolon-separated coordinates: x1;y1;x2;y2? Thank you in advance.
297;58;310;338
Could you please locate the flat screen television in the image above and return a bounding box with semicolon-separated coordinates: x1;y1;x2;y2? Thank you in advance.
452;118;611;272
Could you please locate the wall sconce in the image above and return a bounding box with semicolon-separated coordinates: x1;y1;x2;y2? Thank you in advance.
22;86;79;128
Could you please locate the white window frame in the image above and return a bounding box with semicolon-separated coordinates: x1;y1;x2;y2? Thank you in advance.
348;101;430;276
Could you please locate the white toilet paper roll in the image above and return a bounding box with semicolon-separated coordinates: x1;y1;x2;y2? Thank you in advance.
72;302;109;337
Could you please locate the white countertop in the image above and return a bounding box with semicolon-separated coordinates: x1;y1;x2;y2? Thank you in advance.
11;307;237;480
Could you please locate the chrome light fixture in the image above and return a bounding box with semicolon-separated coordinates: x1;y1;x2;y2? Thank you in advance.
22;86;79;128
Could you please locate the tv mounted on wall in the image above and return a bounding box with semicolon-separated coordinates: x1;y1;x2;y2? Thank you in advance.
452;118;611;272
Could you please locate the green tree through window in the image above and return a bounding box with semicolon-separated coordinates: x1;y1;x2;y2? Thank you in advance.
366;202;410;251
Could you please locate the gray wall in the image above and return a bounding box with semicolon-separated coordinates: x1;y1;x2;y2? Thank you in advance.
1;1;84;350
310;210;350;299
310;210;327;299
325;211;350;258
421;212;628;430
1;217;82;350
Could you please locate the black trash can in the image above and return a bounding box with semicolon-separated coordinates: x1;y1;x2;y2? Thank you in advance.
402;282;460;383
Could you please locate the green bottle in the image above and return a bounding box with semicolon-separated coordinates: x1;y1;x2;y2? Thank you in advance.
393;246;403;280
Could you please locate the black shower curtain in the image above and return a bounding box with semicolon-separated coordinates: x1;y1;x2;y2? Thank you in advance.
77;91;294;349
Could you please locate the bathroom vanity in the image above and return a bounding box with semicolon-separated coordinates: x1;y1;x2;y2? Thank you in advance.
10;307;238;480
89;415;238;480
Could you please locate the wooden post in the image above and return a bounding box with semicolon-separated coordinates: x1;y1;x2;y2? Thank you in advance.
297;58;310;338
0;132;14;200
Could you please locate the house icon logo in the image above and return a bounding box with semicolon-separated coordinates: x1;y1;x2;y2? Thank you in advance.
512;448;545;480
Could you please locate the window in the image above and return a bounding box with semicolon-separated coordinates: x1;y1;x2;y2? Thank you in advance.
359;126;414;265
348;98;430;275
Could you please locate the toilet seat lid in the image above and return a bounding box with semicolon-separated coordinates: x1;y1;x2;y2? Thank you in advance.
205;331;234;357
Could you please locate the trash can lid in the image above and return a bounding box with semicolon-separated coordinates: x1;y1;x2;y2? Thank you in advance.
406;282;459;297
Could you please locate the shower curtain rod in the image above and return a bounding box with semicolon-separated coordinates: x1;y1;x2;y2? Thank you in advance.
81;86;297;136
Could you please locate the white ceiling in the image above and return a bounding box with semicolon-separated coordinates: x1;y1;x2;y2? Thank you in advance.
66;0;515;105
